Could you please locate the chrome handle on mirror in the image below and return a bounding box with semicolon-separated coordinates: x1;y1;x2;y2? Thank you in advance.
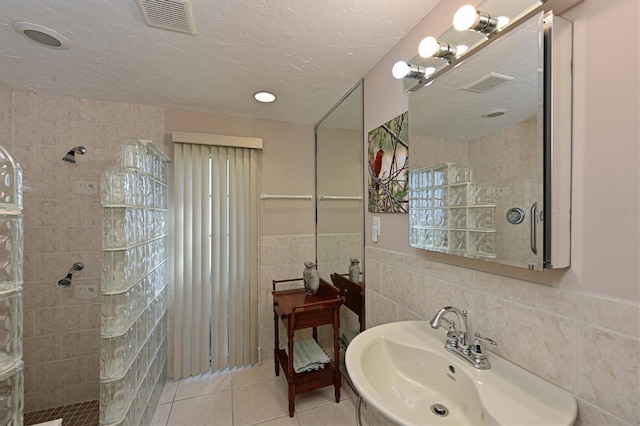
530;202;538;255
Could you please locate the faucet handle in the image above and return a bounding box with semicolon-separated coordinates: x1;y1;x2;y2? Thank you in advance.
443;318;459;347
473;332;497;348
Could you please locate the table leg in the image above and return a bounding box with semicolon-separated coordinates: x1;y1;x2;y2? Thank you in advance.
274;310;280;376
288;384;295;417
333;306;341;403
287;322;295;417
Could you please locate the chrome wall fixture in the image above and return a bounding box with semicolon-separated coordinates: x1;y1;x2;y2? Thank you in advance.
62;146;87;163
418;37;458;60
391;62;435;80
453;5;505;34
57;261;84;288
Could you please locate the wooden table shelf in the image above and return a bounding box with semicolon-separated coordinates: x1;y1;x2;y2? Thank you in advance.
272;278;343;417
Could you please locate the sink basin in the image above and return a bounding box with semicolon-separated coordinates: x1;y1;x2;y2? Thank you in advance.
345;321;577;425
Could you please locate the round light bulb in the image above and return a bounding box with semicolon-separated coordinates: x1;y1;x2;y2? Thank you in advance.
418;36;440;58
392;61;410;79
254;91;276;103
497;16;510;28
453;5;478;31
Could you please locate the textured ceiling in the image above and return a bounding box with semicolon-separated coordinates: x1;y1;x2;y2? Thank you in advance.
0;0;440;124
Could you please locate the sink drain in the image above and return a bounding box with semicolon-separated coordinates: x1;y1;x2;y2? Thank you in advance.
431;403;449;417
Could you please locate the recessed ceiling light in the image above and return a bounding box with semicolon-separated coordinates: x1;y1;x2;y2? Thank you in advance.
12;22;70;50
254;91;276;103
482;109;508;118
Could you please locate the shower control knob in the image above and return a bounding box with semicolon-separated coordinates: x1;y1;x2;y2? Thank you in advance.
506;207;525;224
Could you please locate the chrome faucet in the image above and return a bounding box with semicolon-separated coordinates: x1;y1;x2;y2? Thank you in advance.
430;306;497;370
430;306;469;347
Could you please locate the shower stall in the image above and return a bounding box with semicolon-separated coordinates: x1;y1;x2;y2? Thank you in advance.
17;136;169;426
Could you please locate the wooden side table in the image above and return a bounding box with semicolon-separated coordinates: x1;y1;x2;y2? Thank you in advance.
272;278;343;417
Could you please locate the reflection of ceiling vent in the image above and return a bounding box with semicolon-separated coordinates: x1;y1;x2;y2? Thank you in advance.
137;0;197;34
462;72;514;93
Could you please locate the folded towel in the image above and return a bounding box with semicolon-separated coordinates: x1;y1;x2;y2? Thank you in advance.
285;339;330;373
339;331;359;350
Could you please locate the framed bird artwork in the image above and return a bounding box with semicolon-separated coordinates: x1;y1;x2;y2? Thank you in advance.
367;111;409;213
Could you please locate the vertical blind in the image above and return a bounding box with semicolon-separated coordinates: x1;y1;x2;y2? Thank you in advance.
174;141;260;378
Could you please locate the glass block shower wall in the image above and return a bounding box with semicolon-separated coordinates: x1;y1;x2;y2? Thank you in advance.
100;138;169;425
0;145;24;425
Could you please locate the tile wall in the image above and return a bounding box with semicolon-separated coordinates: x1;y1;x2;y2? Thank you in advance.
0;84;164;412
258;234;315;362
364;246;640;425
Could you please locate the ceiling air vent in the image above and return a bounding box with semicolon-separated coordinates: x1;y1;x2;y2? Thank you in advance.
137;0;197;34
462;72;514;93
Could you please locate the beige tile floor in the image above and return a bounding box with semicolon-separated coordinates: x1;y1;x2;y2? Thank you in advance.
152;363;358;426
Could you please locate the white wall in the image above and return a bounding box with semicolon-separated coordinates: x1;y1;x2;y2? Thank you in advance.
362;0;639;424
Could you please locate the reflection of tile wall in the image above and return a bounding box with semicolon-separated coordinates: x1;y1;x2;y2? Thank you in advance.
317;233;363;345
469;119;541;266
412;120;540;266
365;246;640;425
258;235;315;361
2;84;165;412
317;233;363;279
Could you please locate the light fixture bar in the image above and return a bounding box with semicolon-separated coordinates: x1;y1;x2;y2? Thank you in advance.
404;2;548;93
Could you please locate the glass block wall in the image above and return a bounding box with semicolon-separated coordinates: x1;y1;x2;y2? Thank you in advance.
409;162;497;258
100;138;169;425
0;145;24;425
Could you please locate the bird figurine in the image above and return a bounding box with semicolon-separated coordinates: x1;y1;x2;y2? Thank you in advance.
303;261;320;295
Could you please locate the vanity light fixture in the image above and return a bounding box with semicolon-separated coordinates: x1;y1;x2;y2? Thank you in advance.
254;91;276;103
453;5;502;35
418;37;457;61
392;61;435;80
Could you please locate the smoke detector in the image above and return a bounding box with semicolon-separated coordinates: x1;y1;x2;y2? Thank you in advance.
137;0;197;34
462;72;514;93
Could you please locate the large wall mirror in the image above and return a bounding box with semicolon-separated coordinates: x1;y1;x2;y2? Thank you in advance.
315;80;364;378
408;9;572;270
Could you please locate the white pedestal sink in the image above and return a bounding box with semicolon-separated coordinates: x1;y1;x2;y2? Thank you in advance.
345;321;577;425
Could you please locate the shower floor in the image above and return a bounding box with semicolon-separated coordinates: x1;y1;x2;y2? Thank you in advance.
24;400;99;426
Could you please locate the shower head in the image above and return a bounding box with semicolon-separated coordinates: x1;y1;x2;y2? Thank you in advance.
62;146;87;163
57;276;72;287
57;261;85;287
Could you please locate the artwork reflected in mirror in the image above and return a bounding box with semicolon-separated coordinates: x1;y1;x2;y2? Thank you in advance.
409;13;546;269
368;112;409;213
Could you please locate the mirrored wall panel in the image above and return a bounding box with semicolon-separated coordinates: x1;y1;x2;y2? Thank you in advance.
409;13;547;269
315;80;365;366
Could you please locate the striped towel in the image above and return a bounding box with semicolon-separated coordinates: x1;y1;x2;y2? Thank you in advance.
285;339;331;373
339;331;359;350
